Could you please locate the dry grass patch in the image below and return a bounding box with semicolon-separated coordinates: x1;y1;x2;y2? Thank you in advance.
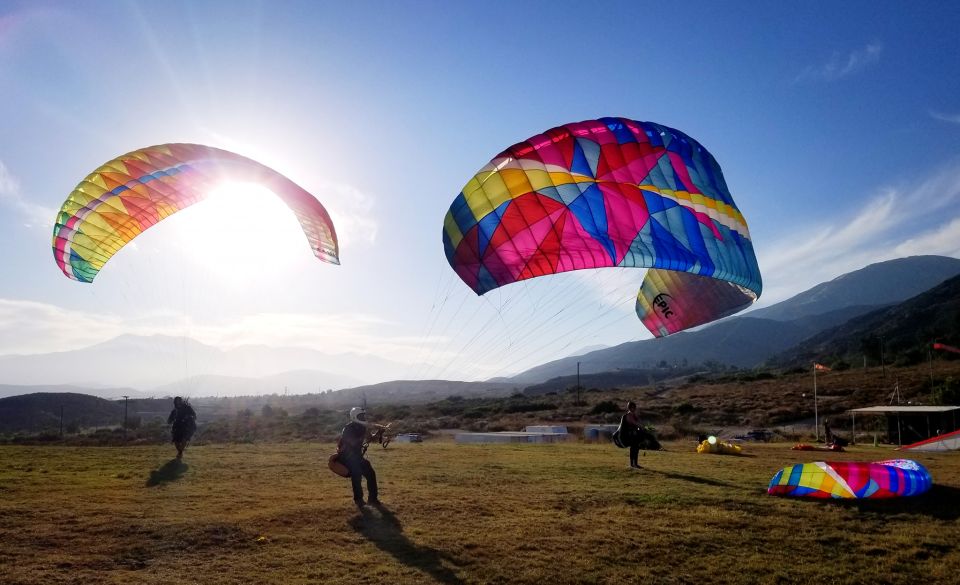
1;440;959;584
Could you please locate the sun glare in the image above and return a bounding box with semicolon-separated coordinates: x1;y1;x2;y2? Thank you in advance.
168;182;310;283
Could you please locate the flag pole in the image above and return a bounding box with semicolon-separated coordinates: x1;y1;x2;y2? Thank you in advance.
813;363;819;442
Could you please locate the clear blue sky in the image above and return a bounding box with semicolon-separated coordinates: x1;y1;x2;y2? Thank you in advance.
1;1;959;382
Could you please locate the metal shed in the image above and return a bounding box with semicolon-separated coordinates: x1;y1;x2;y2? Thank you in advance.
846;405;960;446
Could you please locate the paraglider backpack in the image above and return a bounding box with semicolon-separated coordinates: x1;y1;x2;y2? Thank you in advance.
612;418;630;449
328;424;394;478
328;453;351;478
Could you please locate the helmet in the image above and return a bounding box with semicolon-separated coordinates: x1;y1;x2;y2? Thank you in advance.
349;407;367;423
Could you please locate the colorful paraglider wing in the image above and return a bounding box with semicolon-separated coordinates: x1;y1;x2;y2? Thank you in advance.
767;459;932;499
52;143;339;282
636;270;756;337
443;117;761;337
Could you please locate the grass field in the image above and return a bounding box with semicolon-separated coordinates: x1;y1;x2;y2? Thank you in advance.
2;439;959;584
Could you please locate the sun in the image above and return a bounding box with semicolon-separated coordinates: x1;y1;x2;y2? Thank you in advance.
166;181;311;283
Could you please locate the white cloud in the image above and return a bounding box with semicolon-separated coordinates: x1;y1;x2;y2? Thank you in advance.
754;162;960;307
794;42;882;83
0;161;50;226
189;312;416;355
0;160;55;228
931;110;960;125
0;298;429;367
893;217;960;258
0;299;125;355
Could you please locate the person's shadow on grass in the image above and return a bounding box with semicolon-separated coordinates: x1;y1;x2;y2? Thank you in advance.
650;468;745;490
146;458;188;487
349;503;465;585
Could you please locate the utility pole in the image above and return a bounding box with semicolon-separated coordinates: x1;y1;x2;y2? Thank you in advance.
813;364;819;442
59;405;64;438
576;361;581;405
879;336;886;378
122;395;129;440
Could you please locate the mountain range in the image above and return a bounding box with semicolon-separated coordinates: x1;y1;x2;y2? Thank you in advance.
0;335;405;392
504;255;960;383
770;273;960;367
1;255;958;401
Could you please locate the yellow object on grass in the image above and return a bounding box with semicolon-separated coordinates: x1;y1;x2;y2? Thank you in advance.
697;436;743;455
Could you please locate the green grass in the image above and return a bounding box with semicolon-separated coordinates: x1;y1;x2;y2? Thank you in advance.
2;440;959;584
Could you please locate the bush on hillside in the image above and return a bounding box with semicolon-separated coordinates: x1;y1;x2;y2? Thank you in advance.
893;347;926;367
589;400;619;415
673;402;700;416
503;402;558;414
932;377;960;406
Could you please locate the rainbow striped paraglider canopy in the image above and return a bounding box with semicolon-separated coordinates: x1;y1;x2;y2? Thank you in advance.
768;459;932;499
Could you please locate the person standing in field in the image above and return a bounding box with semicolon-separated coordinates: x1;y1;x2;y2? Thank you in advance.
620;401;644;469
338;407;382;508
167;396;197;460
823;418;848;449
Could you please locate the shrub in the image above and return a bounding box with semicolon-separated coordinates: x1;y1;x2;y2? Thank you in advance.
932;377;960;406
503;402;558;414
588;400;619;415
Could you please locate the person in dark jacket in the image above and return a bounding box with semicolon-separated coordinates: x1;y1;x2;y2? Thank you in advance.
620;401;644;469
338;407;383;507
823;418;849;449
167;396;196;460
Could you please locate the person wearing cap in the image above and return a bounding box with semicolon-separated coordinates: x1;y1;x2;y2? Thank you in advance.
338;407;381;508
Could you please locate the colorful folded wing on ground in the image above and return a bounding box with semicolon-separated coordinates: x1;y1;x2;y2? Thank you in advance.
53;143;339;282
767;459;932;498
443;117;762;337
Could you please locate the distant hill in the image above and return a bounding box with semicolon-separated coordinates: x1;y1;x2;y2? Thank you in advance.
770;274;960;368
506;255;960;383
521;366;702;396
325;379;522;406
0;393;123;434
0;384;144;400
0;335;406;390
151;369;363;398
749;256;960;322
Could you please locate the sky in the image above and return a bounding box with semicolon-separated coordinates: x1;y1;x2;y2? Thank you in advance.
1;1;959;385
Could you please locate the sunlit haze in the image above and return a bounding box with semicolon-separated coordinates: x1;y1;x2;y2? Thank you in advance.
171;182;309;285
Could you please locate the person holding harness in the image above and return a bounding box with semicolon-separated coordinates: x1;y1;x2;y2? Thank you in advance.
620;401;644;469
337;407;388;508
167;396;196;460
